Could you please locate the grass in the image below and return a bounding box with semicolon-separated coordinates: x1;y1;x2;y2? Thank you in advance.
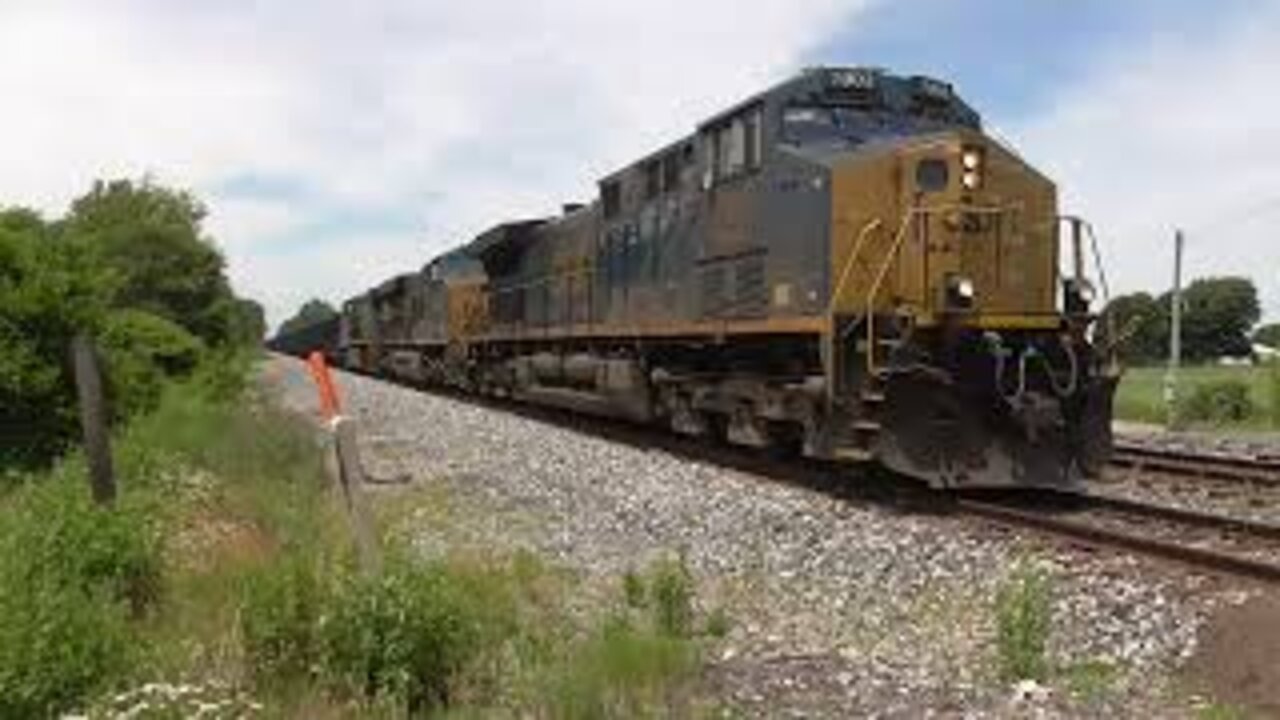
0;358;717;717
1114;363;1280;430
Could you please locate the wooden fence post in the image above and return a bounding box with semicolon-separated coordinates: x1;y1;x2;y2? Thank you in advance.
305;351;379;574
71;333;116;505
334;417;380;574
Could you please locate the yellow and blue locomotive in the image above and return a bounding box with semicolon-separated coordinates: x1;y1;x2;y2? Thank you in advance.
334;67;1116;488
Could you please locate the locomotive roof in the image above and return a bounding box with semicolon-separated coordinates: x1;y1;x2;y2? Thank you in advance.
372;272;416;298
465;218;548;274
699;66;979;129
428;67;984;287
598;66;980;184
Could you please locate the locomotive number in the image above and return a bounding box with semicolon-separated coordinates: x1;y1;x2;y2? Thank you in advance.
829;69;876;91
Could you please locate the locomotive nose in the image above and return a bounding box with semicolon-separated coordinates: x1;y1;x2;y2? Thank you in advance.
894;133;1059;326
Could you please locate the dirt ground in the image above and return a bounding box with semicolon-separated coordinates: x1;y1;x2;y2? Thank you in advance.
1184;592;1280;718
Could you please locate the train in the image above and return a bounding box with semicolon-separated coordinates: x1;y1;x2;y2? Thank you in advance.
273;67;1118;489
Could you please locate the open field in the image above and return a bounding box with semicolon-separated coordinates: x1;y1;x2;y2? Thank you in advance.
1115;364;1280;430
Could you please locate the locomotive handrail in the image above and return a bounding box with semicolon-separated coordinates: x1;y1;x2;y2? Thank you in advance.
824;217;883;399
863;207;920;375
826;218;884;318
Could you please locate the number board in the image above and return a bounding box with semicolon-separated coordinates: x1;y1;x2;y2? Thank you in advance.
827;68;877;91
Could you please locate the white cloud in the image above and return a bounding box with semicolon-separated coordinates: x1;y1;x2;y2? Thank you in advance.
0;0;871;327
1012;5;1280;323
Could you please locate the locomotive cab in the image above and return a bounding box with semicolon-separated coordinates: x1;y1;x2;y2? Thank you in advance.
792;71;1116;487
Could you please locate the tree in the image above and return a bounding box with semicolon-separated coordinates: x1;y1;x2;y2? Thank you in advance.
1173;276;1260;361
278;299;339;337
1100;277;1260;364
1255;323;1280;349
0;208;112;467
64;178;236;347
226;298;267;347
1098;292;1166;364
2;178;266;470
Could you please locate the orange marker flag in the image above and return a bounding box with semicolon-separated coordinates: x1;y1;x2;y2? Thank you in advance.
306;351;342;421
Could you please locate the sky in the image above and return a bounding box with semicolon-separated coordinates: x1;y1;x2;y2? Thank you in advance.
1;0;1278;329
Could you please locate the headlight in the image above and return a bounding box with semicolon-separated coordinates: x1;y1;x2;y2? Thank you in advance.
962;150;981;170
947;275;976;310
961;170;980;189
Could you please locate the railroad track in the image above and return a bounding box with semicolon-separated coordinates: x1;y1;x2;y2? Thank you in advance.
318;360;1280;584
960;490;1280;584
1109;439;1280;485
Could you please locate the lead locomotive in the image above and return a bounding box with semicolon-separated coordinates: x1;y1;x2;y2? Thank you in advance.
332;67;1117;488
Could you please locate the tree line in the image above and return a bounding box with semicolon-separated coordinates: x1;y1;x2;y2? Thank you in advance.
1099;276;1277;364
1;178;264;470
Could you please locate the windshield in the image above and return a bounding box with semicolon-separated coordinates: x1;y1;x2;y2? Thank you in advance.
781;105;973;148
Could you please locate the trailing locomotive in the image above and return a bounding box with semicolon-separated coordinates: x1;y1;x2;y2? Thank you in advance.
328;67;1117;488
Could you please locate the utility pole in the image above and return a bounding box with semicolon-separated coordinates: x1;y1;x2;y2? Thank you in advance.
1164;229;1184;430
71;333;116;504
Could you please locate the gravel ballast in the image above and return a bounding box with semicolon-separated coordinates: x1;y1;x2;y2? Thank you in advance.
265;355;1254;718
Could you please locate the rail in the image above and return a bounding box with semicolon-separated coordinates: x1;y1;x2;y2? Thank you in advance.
959;489;1280;584
1109;440;1280;485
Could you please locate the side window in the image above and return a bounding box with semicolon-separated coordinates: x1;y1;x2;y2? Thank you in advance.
602;180;621;219
746;108;763;170
661;152;680;193
720;119;745;177
643;161;661;200
709;106;763;184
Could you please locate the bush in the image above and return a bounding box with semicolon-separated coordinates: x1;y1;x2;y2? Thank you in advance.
0;471;164;716
0;573;135;718
1182;379;1255;424
995;561;1052;682
320;557;497;712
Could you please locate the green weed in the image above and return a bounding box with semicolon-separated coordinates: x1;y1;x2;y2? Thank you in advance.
548;616;698;719
240;552;327;684
995;561;1052;682
648;555;694;638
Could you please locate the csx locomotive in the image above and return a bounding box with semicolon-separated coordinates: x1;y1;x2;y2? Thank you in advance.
323;67;1117;488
